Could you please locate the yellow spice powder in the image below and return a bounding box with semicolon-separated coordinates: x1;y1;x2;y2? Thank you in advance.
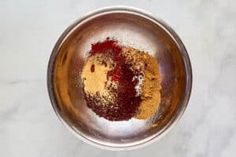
81;54;116;104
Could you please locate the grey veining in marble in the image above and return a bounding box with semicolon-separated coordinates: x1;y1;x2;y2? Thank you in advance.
0;0;236;156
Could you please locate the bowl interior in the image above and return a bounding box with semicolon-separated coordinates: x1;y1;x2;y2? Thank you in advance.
48;9;191;149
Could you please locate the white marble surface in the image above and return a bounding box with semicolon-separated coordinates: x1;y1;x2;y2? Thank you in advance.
1;0;236;156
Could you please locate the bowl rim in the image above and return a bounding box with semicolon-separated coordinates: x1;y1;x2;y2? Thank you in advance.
47;6;192;150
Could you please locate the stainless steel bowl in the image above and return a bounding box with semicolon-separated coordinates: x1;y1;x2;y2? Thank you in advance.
47;7;192;150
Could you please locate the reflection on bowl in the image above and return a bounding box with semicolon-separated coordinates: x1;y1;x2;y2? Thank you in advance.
47;7;192;150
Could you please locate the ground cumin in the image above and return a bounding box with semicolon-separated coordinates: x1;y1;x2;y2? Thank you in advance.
122;48;161;119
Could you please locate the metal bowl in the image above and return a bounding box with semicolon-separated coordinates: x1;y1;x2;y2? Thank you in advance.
47;7;192;150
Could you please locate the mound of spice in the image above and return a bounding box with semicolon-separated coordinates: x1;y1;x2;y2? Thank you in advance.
81;38;161;121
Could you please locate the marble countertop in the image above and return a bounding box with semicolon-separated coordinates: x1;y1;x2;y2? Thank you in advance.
1;0;236;156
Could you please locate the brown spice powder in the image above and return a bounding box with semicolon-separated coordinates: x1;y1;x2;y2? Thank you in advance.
122;48;161;119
